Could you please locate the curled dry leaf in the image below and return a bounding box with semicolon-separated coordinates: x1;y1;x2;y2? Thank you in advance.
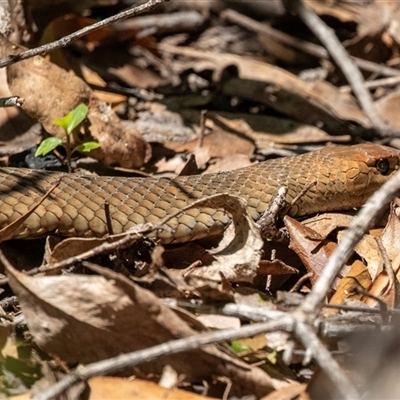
179;194;263;282
0;36;151;168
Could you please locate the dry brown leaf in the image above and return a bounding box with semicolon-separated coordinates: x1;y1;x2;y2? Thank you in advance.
171;125;255;163
339;233;383;281
302;212;354;239
285;216;350;287
261;383;308;400
328;260;372;311
0;69;40;156
44;236;108;264
358;1;398;37
158;44;370;132
7;267;148;365
387;8;400;47
12;376;214;400
43;221;154;265
205;154;253;174
0;324;11;355
305;0;357;22
258;29;311;65
192;145;211;170
375;92;400;131
87;377;213;400
257;259;299;276
381;201;400;262
214;113;351;146
333;201;400;282
80;65;127;105
363;270;397;309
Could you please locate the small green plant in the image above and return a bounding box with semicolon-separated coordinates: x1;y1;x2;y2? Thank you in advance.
229;341;251;354
35;103;100;172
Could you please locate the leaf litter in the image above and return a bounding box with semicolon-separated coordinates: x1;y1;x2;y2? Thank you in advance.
1;1;400;399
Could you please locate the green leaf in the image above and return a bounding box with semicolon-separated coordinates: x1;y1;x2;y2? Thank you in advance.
35;137;63;157
266;350;278;364
229;341;251;354
54;103;88;134
73;141;101;153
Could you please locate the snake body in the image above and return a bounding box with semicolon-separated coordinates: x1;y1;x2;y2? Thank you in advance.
0;143;399;243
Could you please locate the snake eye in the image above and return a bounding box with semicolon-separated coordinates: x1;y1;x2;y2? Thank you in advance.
376;158;390;175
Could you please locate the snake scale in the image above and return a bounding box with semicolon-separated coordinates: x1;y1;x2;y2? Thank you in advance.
0;143;398;243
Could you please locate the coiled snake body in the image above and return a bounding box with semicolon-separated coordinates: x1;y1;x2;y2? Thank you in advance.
0;144;398;243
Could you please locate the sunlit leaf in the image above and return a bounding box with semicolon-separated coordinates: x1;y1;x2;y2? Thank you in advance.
35;137;63;157
73;141;101;153
54;103;88;134
229;341;251;354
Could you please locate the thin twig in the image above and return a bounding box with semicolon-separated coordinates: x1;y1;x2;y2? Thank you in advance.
283;0;397;137
222;8;400;78
0;0;168;68
341;75;400;93
198;109;207;148
0;96;23;107
349;281;389;324
293;320;359;400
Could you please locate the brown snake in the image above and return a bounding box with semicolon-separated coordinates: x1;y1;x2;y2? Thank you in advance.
0;143;399;243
